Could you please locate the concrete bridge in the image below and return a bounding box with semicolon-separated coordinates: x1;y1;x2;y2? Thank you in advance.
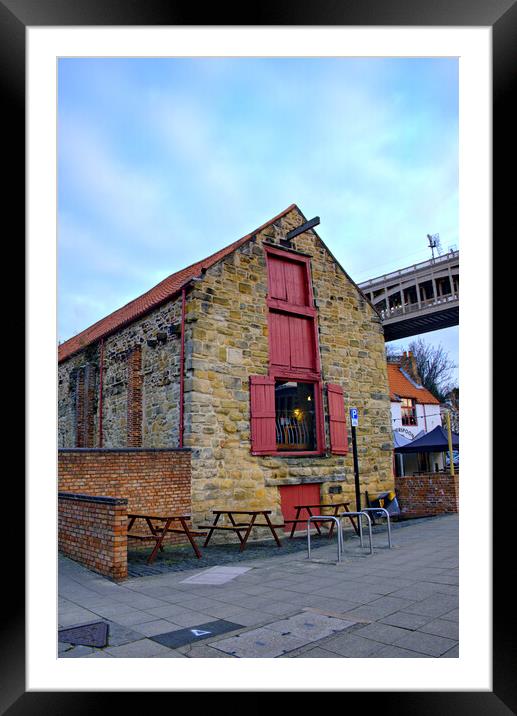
358;250;459;341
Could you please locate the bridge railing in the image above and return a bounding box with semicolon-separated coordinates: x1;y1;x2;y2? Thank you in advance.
378;290;459;320
358;250;459;290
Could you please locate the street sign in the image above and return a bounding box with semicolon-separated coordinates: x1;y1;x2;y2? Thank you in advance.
350;408;358;427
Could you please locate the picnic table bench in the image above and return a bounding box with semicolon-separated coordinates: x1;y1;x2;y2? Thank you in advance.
127;513;207;563
198;510;283;552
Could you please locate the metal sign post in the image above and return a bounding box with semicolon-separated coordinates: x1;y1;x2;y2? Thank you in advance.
350;408;361;512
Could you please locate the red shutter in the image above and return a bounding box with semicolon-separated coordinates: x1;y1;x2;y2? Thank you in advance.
267;257;287;301
284;260;308;306
250;375;276;454
268;312;291;368
327;383;348;454
289;315;316;370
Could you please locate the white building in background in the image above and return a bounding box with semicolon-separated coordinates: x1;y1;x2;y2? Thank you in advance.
387;352;442;475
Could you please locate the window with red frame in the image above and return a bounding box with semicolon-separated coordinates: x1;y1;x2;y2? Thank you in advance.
401;397;417;426
249;245;348;456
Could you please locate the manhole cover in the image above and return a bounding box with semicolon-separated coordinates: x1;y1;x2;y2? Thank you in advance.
58;621;109;648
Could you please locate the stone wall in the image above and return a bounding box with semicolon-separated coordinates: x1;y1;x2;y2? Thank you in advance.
58;296;183;448
184;207;394;527
58;492;128;581
395;472;459;515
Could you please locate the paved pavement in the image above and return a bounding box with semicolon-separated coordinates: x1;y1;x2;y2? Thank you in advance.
58;514;458;658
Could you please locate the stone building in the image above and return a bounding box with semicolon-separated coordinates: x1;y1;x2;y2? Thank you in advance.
58;204;394;530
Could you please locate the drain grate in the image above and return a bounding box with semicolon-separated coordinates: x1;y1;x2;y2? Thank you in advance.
58;621;110;648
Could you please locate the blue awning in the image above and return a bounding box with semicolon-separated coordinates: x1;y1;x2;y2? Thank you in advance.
394;425;459;453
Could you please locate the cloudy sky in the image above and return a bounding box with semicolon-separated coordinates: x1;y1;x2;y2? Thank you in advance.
58;57;458;380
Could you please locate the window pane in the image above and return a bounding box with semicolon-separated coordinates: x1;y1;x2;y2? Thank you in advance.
275;381;316;451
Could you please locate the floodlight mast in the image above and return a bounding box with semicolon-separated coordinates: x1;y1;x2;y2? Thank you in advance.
427;232;440;260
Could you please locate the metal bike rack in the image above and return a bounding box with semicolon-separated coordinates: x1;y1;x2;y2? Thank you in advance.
360;507;392;548
339;511;373;555
307;515;342;562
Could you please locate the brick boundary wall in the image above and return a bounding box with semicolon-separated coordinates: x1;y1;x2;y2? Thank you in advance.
395;472;459;516
58;448;192;548
58;492;128;581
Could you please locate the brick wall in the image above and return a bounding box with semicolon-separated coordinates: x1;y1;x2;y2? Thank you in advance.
127;346;143;447
74;364;97;447
58;448;192;546
58;492;128;581
395;472;459;515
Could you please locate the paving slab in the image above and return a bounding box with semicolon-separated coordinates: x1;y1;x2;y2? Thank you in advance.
179;566;252;585
103;621;144;648
320;633;387;657
405;594;459;618
290;646;342;658
132;619;184;637
211;626;307;658
353;622;413;645
379;611;432;630
263;612;356;641
219;609;277;627
392;631;457;657
374;644;429;658
105;639;174;658
441;608;459;622
59;644;96;658
418;618;459;640
180;644;235;658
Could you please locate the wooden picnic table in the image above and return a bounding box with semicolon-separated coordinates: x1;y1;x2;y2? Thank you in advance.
198;510;283;552
285;502;360;539
127;513;207;563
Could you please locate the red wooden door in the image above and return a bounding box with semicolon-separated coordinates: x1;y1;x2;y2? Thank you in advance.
267;255;309;307
279;483;321;533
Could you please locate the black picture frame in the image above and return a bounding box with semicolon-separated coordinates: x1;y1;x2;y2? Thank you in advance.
6;0;509;712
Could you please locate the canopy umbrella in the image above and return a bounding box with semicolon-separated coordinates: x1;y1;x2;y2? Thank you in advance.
394;425;459;453
393;429;425;449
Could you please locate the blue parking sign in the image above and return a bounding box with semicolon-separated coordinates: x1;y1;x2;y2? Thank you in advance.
350;408;358;426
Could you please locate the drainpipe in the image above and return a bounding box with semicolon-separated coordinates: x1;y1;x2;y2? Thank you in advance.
98;337;104;447
179;286;186;448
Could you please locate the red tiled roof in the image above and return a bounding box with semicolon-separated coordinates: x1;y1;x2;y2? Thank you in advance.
58;204;298;363
387;363;440;405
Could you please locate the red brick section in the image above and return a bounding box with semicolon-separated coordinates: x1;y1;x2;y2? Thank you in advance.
127;347;143;447
58;493;128;581
395;472;459;516
75;368;85;447
58;448;192;547
75;366;96;447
